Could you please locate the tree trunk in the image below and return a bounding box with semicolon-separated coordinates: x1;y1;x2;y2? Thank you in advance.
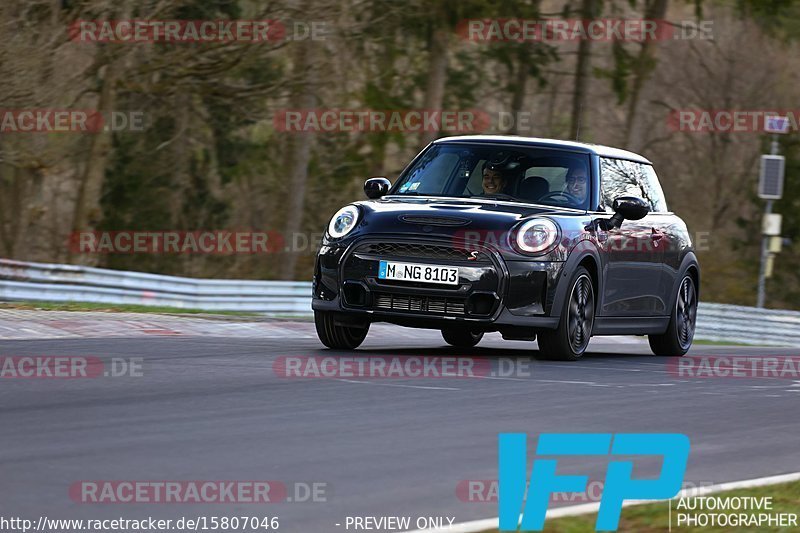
507;53;529;135
507;0;542;135
279;39;315;280
69;55;117;265
569;0;600;141
420;25;449;147
623;0;669;150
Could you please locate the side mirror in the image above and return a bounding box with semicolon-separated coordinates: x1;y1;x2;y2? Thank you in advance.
608;196;649;229
364;177;391;199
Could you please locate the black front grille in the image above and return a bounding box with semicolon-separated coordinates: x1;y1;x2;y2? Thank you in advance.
373;292;466;315
356;242;490;263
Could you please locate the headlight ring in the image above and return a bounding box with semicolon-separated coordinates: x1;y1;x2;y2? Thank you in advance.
327;205;360;239
512;217;559;254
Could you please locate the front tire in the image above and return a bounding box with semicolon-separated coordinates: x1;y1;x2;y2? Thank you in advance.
314;311;369;350
441;327;484;348
649;274;697;356
537;267;595;361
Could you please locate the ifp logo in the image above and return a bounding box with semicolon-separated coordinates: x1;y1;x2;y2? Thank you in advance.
498;433;690;531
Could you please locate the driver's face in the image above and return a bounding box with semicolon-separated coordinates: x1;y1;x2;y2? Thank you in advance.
566;170;588;200
482;169;506;194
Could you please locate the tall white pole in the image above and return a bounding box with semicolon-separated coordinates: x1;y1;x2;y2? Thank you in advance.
756;135;779;308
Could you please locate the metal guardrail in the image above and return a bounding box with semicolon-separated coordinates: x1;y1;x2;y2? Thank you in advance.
0;259;311;314
1;258;799;345
693;302;800;347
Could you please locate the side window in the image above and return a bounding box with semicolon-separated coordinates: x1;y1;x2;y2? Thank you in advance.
599;158;668;213
640;165;669;212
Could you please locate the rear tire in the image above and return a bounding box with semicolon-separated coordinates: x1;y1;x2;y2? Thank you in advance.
649;274;697;356
441;327;484;348
537;266;595;361
314;311;369;350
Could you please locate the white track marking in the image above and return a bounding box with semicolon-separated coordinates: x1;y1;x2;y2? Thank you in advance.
335;379;459;391
403;471;800;533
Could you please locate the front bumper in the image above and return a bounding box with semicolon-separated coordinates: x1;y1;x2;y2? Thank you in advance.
312;236;563;330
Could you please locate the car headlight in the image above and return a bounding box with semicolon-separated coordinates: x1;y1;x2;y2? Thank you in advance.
327;205;360;239
512;217;559;254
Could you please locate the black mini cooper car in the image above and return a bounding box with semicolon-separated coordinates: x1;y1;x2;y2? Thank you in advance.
312;136;699;360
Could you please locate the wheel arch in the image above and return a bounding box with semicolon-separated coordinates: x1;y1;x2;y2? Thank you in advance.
685;260;700;301
578;256;599;302
550;244;604;319
672;251;700;309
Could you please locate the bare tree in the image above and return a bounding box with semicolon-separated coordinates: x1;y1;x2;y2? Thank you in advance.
622;0;669;151
570;0;602;140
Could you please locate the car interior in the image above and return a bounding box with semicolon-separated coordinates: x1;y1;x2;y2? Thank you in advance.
462;155;586;205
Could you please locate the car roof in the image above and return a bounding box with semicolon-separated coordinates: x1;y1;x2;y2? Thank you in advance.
433;135;652;164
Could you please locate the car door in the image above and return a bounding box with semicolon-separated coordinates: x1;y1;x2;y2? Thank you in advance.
638;164;675;315
595;158;665;316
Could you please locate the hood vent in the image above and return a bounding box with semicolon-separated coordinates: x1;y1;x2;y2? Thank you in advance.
399;215;471;227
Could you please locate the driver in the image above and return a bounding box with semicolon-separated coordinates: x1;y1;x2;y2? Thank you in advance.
482;165;507;195
481;152;521;196
564;166;589;204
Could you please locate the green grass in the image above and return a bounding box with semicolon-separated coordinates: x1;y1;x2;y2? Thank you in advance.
693;339;757;347
0;301;259;316
480;481;800;532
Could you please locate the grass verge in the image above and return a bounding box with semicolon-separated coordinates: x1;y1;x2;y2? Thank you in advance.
480;480;799;532
0;301;258;316
693;339;758;347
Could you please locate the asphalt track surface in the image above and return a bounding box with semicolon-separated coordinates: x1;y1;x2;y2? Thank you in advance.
1;312;799;532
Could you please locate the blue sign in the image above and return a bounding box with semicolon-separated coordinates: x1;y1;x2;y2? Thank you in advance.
498;433;690;531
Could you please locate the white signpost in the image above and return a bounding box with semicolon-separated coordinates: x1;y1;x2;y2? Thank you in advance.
762;213;783;236
757;117;789;307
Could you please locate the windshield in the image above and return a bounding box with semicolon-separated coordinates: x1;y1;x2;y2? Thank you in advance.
391;143;592;210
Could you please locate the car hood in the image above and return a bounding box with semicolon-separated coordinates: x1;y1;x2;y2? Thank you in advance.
351;196;575;239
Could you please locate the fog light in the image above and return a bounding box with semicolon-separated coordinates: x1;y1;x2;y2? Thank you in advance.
467;293;497;316
343;282;368;307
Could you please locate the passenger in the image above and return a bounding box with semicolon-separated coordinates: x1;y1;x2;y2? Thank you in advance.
565;167;589;204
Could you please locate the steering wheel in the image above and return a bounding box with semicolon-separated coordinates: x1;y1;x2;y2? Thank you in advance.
538;191;582;206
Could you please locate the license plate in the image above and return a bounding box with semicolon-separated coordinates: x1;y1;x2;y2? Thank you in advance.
378;260;459;285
